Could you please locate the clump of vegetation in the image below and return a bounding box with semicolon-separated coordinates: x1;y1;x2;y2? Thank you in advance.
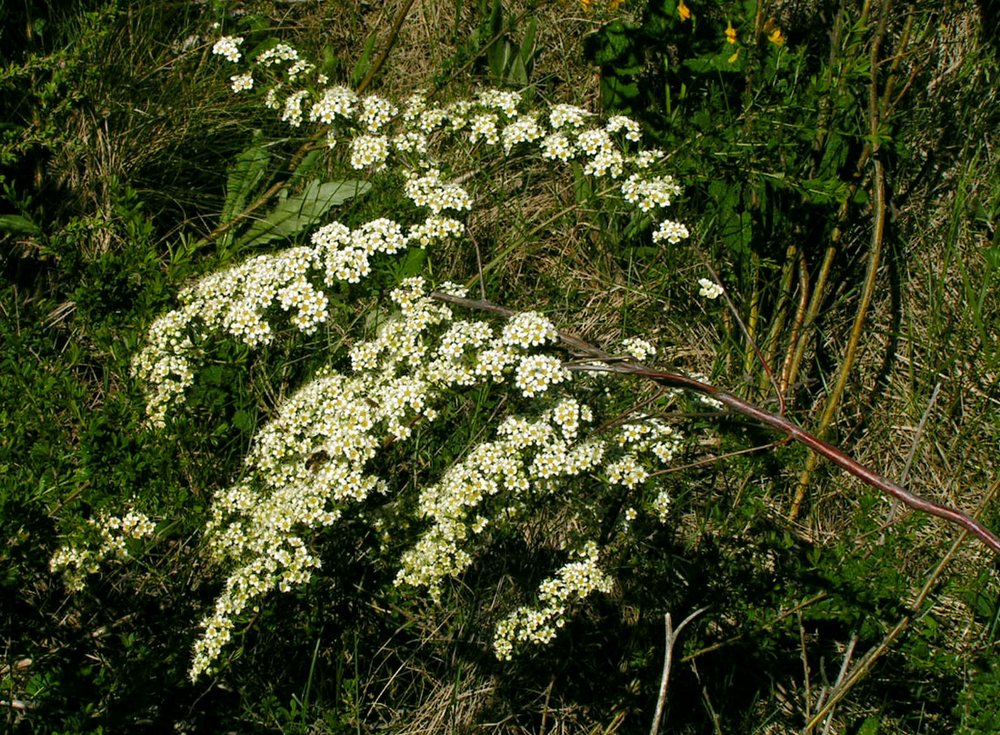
4;1;999;733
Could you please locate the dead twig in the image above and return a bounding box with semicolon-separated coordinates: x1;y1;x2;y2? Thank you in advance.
649;607;709;735
431;292;1000;555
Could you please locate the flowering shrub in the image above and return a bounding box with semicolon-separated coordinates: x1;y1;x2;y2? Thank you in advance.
52;32;703;680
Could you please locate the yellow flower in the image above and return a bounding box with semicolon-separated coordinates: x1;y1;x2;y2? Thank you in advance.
763;18;785;46
677;0;691;21
728;49;740;64
725;20;737;44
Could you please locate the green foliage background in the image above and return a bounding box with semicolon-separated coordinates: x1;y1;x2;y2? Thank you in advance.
2;0;999;732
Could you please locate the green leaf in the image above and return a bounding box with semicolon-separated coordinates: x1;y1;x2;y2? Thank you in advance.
221;142;271;226
238;179;371;248
520;17;537;69
396;247;427;279
351;35;378;88
232;410;254;433
0;214;41;236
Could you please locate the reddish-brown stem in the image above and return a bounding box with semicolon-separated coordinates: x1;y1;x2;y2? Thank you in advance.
430;292;1000;555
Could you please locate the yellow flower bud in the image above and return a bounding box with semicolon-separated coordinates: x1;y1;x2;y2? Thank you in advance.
725;20;737;44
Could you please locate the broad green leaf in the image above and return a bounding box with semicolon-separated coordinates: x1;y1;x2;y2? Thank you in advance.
351;35;377;88
520;17;537;69
396;246;426;279
0;214;40;236
221;143;270;226
238;179;371;248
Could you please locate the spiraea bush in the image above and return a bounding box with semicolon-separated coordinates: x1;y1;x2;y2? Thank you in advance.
52;32;701;681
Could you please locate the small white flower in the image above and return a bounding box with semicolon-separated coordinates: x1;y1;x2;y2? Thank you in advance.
653;220;690;244
212;36;243;63
698;278;724;300
230;72;253;93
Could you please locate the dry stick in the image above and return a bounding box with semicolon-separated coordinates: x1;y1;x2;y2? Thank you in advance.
817;633;858;735
778;246;812;393
798;610;813;722
649;608;709;735
430;292;1000;555
197;0;418;249
744;256;762;377
802;477;1000;733
789;0;894;521
683;592;829;663
781;236;835;395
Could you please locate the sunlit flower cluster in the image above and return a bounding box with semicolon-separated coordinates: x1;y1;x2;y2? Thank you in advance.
698;277;724;299
257;43;299;67
211;35;243;63
131;213;466;425
501;114;545;153
230;72;253;93
104;39;699;679
493;541;612;660
654;219;690;244
396;402;605;599
189;278;603;676
350;133;390;169
404;169;473;213
621;173;683;211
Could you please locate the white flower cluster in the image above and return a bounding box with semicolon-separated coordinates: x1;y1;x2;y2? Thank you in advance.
549;103;592;130
468;113;500;145
131;216;465;426
257;43;299;67
493;541;612;660
477;89;521;118
619;336;656;361
698;277;724;299
606;115;642;142
604;419;684;489
501;115;545;153
216;35;687;232
133;273;685;675
360;95;398;133
653;219;690;244
396;399;602;599
211;36;243;63
50;511;156;592
310;86;358;124
404;169;473;214
119;44;699;677
350;134;390;169
281;90;309;127
621;173;683;211
230;72;253;93
187;279;590;677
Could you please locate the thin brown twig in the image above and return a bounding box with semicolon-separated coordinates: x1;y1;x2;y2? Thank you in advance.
430;292;1000;556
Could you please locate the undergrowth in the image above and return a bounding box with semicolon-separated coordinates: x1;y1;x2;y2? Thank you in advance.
2;1;999;733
